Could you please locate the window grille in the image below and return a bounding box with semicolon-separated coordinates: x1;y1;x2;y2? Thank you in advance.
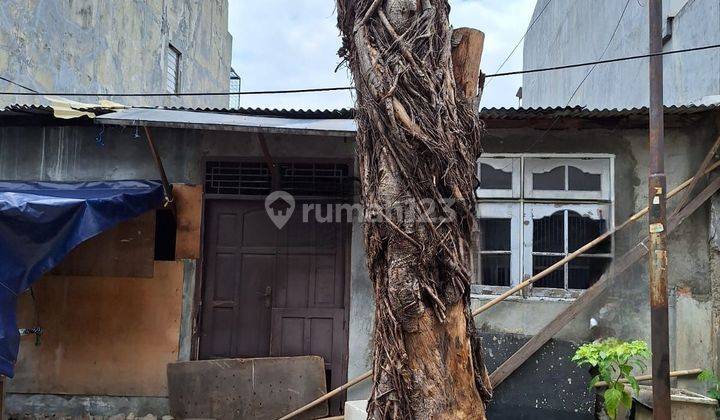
204;161;353;198
205;161;271;196
278;162;352;197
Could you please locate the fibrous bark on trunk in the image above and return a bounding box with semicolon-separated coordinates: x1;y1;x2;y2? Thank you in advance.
336;1;491;419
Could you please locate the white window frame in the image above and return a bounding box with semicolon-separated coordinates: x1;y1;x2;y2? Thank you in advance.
474;153;615;299
523;157;612;201
523;203;613;298
475;202;522;295
476;156;521;199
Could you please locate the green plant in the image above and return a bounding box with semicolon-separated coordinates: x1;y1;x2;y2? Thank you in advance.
572;338;650;420
698;370;720;402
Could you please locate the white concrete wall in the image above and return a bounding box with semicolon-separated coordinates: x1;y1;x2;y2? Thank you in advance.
522;0;720;108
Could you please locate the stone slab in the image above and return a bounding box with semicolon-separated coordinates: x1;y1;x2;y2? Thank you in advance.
167;356;328;420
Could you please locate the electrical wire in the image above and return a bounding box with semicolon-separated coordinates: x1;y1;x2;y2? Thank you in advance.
1;43;720;97
0;76;38;93
523;0;634;153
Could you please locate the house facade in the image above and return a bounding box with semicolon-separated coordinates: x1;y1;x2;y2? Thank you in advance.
0;104;719;418
522;0;720;108
0;0;233;108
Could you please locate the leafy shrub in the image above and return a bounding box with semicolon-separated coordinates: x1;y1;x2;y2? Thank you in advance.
698;370;720;402
572;338;650;420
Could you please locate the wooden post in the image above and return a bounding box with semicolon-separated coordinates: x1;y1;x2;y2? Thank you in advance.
0;375;5;420
648;1;672;417
451;27;485;109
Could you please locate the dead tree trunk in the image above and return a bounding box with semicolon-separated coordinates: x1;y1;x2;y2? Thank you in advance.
337;1;491;418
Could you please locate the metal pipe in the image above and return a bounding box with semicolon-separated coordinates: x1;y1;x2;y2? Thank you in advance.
648;0;671;418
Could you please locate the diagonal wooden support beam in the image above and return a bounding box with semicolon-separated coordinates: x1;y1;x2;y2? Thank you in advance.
488;176;720;386
670;133;720;218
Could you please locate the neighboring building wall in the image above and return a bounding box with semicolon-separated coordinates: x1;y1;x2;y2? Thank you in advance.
0;0;232;108
522;0;720;108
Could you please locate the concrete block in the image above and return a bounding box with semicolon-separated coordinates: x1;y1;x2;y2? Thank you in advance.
344;400;368;420
167;356;328;420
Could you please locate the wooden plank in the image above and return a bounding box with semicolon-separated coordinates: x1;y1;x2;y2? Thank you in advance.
488;176;720;386
670;133;720;217
0;375;5;420
173;184;203;259
52;210;156;278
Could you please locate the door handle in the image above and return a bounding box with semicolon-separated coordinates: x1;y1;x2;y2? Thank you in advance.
263;286;272;308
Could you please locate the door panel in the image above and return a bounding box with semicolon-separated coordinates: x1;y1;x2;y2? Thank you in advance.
270;308;345;375
235;253;274;357
200;201;277;359
200;198;349;413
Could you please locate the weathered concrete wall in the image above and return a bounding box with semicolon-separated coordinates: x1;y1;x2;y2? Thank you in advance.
0;125;354;183
522;0;720;108
0;0;232;108
347;219;374;401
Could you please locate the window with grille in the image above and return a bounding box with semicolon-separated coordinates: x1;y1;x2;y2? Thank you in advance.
475;154;614;297
166;44;181;94
204;160;352;198
205;161;272;196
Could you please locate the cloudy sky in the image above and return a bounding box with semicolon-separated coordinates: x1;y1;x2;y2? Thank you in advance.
228;0;536;110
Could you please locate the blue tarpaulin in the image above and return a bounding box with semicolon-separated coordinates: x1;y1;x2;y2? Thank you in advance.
0;180;164;377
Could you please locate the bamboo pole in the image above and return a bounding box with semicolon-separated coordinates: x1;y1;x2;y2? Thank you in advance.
593;368;702;388
277;371;372;420
275;161;720;420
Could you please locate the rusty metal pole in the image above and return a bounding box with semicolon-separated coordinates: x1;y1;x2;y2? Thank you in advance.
648;0;671;418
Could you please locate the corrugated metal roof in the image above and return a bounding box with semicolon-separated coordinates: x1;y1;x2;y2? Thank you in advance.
156;106;356;119
477;104;720;120
143;103;720;120
94;107;357;137
3;103;719;122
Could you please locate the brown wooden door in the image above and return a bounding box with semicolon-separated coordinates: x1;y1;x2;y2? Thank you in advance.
199;200;278;358
200;199;349;410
